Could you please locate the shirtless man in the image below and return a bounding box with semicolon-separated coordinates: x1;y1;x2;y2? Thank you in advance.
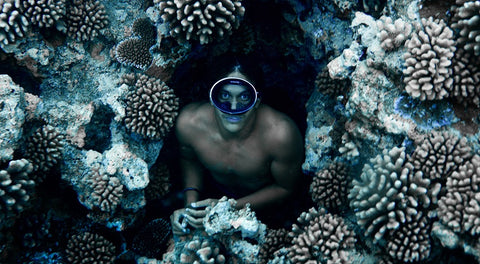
170;68;304;235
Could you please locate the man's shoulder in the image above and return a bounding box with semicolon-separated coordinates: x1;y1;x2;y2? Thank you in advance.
258;106;302;144
176;102;211;132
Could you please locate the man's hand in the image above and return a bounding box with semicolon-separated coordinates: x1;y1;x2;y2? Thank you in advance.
170;208;190;236
170;198;219;236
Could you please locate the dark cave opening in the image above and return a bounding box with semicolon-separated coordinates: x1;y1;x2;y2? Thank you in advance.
83;103;115;152
0;51;42;95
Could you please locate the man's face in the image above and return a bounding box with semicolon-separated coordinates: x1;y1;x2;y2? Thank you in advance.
213;83;258;133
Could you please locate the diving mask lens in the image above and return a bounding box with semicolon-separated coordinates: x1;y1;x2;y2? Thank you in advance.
210;77;258;115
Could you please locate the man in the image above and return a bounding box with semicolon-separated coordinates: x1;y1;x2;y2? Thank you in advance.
170;68;304;235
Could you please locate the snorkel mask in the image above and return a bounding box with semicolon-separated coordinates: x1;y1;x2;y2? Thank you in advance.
210;77;259;115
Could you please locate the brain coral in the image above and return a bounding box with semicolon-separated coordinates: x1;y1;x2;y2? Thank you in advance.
123;73;179;139
21;0;66;28
403;17;455;100
155;0;245;44
65;0;108;42
0;159;34;230
65;231;116;264
0;0;29;45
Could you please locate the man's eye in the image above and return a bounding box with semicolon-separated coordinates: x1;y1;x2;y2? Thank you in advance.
240;94;250;101
220;92;230;100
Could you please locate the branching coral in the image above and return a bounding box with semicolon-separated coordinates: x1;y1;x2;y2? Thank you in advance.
145;162;171;201
65;0;108;42
81;167;123;212
377;15;412;51
287;208;356;264
132;218;172;258
437;154;480;235
179;236;226;264
0;159;34;230
154;0;245;44
310;162;349;210
24;125;65;178
123;73;179;139
259;228;290;264
314;70;350;97
0;0;29;45
115;18;157;70
348;147;430;243
21;0;66;28
65;231;116;264
451;0;480;55
451;48;480;106
403;17;455;100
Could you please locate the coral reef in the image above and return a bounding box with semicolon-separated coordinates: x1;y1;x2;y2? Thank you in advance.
131;218;172;258
451;0;480;55
0;159;34;230
65;231;116;264
154;0;245;44
24;125;65;178
376;15;412;51
258;228;289;264
80;166;123;212
65;0;108;42
145;162;171;201
122;73;179;139
403;17;456;101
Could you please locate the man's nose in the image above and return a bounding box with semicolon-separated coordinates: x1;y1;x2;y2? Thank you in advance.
230;98;238;110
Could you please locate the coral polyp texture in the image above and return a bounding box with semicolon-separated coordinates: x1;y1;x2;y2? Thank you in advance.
310;161;349;210
403;17;455;101
348;147;430;244
437;154;480;235
0;159;34;230
179;237;226;264
132;218;172;258
115;18;157;70
314;70;350;97
451;48;480;106
79;167;123;212
145;162;171;201
0;0;29;45
24;125;65;177
376;15;412;51
287;207;356;264
122;73;179;139
258;228;290;264
65;0;108;42
154;0;245;44
21;0;66;28
451;0;480;55
65;231;116;264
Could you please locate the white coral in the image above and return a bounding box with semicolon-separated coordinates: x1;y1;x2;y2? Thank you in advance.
0;0;29;45
155;0;245;44
377;15;412;51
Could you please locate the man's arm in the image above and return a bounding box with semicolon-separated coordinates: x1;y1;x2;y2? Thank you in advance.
175;104;205;206
236;117;304;210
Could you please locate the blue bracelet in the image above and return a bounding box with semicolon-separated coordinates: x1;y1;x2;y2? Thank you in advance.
182;187;200;193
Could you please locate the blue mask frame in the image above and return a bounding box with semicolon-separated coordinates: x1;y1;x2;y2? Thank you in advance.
209;77;259;115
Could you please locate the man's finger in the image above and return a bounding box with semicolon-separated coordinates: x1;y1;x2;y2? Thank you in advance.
184;214;204;228
186;207;208;217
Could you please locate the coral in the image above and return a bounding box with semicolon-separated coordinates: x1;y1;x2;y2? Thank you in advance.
24;125;65;177
65;0;108;42
65;231;116;264
0;0;29;45
132;218;172;258
437;154;480;235
348;147;430;243
409;131;473;181
0;159;34;230
145;162;171;201
376;15;412;51
80;166;123;212
258;228;290;264
115;37;154;70
310;162;349;210
338;133;359;159
21;0;66;28
123;73;179;139
287;209;356;264
451;48;480;106
403;17;455;100
314;70;350;97
154;0;245;44
386;212;432;262
451;0;480;55
179;236;226;264
115;18;157;70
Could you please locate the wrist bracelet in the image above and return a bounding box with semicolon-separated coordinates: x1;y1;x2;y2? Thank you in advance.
182;187;200;193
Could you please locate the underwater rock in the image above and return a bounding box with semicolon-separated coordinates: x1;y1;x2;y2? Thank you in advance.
0;75;25;162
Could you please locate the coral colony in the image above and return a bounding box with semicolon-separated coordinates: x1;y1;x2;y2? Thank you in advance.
2;0;480;263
